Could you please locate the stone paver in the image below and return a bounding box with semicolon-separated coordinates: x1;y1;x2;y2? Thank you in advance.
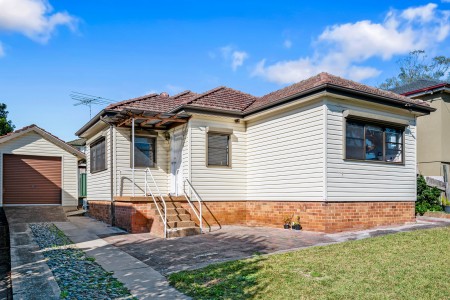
57;217;189;300
101;217;450;275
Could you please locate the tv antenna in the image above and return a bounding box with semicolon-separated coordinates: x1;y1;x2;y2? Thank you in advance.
71;92;115;118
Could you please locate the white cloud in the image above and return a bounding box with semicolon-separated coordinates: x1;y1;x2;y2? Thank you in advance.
219;45;248;71
254;3;450;84
231;51;248;71
0;0;77;43
401;3;437;23
0;42;4;57
283;39;292;49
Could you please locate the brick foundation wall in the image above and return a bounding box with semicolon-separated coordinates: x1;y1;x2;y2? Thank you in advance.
87;200;415;234
88;201;112;224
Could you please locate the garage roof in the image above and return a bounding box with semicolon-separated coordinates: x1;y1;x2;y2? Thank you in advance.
0;124;85;159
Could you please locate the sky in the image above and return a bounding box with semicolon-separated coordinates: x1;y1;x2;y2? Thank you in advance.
0;0;449;141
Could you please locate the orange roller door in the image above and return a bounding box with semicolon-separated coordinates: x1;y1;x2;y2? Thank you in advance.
3;154;62;205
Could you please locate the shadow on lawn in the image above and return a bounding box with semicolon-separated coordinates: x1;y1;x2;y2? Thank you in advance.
168;255;268;300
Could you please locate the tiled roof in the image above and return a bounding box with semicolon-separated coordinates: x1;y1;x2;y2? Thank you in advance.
0;124;85;158
107;91;198;113
389;79;449;95
183;87;257;112
245;73;430;112
104;72;431;117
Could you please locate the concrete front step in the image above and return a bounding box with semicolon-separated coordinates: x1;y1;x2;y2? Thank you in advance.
166;214;192;222
167;227;201;238
149;201;187;210
167;220;196;229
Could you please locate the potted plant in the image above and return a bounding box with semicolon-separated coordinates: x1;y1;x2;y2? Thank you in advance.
443;196;450;213
292;216;302;230
283;215;292;229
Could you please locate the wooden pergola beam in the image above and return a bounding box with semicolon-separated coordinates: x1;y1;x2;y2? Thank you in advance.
116;112;189;128
158;118;188;125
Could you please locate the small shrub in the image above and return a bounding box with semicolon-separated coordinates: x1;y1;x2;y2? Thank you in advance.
416;175;443;215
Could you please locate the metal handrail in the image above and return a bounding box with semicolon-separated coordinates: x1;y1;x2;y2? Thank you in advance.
115;168;147;197
145;168;167;238
182;178;203;234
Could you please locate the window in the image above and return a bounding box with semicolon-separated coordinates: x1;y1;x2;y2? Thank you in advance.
207;133;230;166
345;120;403;163
90;138;106;173
133;136;156;168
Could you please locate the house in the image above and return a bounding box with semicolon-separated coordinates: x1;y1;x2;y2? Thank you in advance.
0;125;85;208
75;73;434;237
391;80;450;178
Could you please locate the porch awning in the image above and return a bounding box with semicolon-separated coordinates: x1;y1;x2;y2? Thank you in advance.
107;108;191;129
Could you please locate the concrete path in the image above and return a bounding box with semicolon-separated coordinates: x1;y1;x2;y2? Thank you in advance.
55;217;189;300
4;207;64;300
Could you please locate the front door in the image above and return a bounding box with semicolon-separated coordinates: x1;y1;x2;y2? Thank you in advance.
170;131;184;195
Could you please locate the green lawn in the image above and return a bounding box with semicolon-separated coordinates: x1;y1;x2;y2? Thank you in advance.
168;227;450;300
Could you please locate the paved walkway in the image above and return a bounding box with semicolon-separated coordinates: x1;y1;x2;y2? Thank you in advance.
101;216;450;274
4;207;65;300
56;217;189;300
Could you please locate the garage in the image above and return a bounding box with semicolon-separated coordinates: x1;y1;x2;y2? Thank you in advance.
0;125;85;207
3;154;62;205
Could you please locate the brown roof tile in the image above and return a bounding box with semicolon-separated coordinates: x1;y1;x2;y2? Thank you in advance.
184;86;257;112
107;91;198;113
245;72;430;112
105;73;431;117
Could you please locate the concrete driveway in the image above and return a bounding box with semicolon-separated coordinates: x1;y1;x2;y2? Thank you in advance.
3;206;67;300
97;216;450;275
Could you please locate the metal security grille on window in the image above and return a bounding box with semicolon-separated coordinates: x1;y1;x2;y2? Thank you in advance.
134;137;155;168
90;138;106;173
208;134;229;166
346;121;403;163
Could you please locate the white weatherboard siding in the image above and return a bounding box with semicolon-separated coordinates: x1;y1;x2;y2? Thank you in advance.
0;131;78;206
326;99;417;201
247;102;325;201
114;127;170;196
190;115;247;201
86;128;111;200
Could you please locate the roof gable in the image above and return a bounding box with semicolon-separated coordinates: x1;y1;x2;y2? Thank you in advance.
0;125;85;159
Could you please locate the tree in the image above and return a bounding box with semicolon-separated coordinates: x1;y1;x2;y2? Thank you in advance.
379;50;450;90
0;103;15;135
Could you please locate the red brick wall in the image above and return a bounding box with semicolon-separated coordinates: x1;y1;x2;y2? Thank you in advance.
187;201;415;233
87;200;415;234
88;200;111;224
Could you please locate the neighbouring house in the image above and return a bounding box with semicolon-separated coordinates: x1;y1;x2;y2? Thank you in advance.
0;125;85;208
75;73;434;237
391;80;450;178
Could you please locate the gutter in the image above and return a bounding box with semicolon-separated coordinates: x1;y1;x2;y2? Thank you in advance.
402;83;450;97
242;84;435;116
75;109;118;137
327;84;436;113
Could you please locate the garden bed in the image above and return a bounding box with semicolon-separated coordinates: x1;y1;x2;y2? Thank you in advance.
30;223;135;300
